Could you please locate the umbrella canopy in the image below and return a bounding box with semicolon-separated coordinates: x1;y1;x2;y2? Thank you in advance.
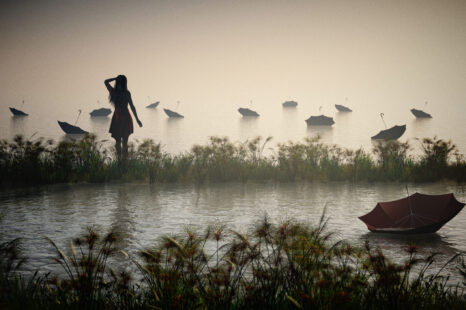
146;101;159;108
283;100;298;107
238;108;259;117
305;115;335;126
359;193;464;234
411;108;432;118
335;104;352;112
90;108;112;117
371;125;406;140
164;108;184;118
9;107;28;116
58;121;88;134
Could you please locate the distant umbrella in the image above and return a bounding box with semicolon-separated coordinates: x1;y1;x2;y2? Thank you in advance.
9;100;28;116
146;96;160;108
371;113;405;140
9;107;28;116
164;101;183;118
371;125;406;140
306;106;334;126
359;192;464;234
58;110;88;134
146;101;160;108
238;108;259;117
305;115;335;126
90;100;112;117
90;108;112;117
164;108;184;118
335;103;352;112
282;100;298;107
58;121;88;134
411;108;432;118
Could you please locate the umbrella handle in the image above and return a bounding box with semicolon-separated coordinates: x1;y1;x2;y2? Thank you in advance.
406;185;414;217
380;113;387;129
75;110;82;126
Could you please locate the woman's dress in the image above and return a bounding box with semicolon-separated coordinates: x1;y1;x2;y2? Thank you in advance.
109;91;133;139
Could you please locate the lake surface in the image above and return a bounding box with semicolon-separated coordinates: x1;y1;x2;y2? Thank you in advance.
1;182;465;282
2;93;466;156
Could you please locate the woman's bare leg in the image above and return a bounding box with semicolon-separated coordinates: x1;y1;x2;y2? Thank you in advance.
122;136;129;160
115;137;122;161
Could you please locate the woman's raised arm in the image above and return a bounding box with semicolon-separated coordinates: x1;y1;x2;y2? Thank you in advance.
104;77;116;92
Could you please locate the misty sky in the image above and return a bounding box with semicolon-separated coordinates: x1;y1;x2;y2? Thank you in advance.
1;0;465;108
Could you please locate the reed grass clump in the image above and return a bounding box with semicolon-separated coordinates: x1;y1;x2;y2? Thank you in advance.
0;215;465;309
1;134;465;186
0;217;465;309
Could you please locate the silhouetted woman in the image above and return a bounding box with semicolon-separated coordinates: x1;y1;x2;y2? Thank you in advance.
105;75;142;160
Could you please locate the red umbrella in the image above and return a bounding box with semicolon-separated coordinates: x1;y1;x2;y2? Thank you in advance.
359;193;464;234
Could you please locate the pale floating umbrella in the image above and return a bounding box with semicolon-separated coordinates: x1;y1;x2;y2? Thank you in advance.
164;100;184;118
305;105;334;126
411;101;432;118
90;100;112;117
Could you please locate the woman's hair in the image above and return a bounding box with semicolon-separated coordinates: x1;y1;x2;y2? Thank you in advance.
109;75;128;105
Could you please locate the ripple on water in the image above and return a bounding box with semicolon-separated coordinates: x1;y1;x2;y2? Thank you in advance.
0;182;465;282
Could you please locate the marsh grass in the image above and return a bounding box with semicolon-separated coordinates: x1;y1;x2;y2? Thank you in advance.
0;134;465;186
0;216;465;309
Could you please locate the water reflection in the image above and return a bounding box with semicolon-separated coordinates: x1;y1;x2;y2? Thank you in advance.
306;125;333;142
361;232;459;257
411;118;433;138
239;116;259;138
10;115;28;136
360;232;461;275
60;133;87;142
110;187;135;250
90;116;110;133
1;182;465;282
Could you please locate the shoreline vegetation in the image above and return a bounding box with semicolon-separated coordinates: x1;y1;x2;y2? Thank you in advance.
1;134;465;186
0;216;465;309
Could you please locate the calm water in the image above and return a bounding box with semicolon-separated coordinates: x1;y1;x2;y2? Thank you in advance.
0;182;465;282
2;94;466;155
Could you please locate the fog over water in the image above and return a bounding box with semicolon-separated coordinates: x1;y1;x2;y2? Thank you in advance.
1;0;466;283
1;0;465;153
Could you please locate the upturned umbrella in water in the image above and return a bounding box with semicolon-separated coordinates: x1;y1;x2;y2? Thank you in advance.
58;110;88;134
164;108;184;118
282;100;298;107
359;193;464;234
146;101;159;108
9;107;28;116
238;108;259;117
305;115;335;126
371;125;406;140
10;100;28;116
90;108;112;117
411;108;432;118
335;104;352;112
58;121;88;134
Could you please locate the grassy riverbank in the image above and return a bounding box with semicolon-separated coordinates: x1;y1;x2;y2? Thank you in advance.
0;216;465;309
1;134;465;186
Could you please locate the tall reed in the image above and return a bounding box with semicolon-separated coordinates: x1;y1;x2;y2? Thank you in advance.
0;216;465;309
1;134;465;185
